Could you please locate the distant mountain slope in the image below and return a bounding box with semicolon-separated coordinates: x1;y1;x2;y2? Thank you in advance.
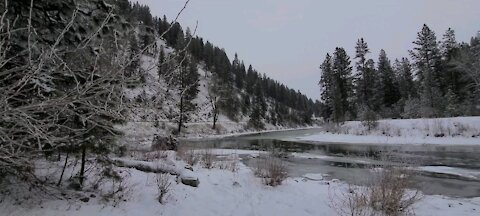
113;1;322;149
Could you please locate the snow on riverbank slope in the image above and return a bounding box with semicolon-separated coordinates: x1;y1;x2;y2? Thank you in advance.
294;117;480;145
2;155;479;216
117;39;317;151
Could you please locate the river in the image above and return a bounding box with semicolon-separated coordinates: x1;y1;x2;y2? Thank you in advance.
182;128;480;198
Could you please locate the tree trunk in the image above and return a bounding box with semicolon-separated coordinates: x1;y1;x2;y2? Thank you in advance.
178;96;184;133
212;108;217;129
79;145;86;186
57;152;69;186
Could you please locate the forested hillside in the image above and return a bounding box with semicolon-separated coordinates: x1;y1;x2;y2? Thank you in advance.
122;1;321;131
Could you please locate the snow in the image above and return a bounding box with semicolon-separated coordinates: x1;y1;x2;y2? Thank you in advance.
293;117;480;145
25;36;475;216
2;156;479;216
418;166;480;180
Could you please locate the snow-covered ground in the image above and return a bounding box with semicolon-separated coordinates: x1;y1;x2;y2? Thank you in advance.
293;117;480;145
2;151;479;216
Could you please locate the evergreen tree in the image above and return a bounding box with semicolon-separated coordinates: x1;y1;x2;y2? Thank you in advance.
332;47;354;121
232;54;245;89
246;65;256;94
320;48;354;122
175;29;186;50
116;0;131;16
141;33;154;50
410;24;443;117
377;49;400;108
319;53;334;120
248;82;266;129
126;33;140;79
444;88;460;117
395;57;417;100
441;28;458;59
440;28;467;99
354;38;376;110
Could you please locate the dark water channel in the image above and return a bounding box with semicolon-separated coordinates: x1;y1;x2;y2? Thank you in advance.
182;128;480;198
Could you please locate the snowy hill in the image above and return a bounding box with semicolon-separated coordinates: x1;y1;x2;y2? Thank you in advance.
116;38;316;150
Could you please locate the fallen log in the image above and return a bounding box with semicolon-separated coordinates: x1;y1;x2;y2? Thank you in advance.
112;158;200;187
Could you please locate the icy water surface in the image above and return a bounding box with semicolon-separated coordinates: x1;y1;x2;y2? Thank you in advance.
182;128;480;198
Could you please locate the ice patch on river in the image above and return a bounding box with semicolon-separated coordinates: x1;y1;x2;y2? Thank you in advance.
418;166;480;180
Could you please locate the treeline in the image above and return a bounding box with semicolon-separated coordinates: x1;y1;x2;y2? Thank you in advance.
118;1;320;128
319;25;480;123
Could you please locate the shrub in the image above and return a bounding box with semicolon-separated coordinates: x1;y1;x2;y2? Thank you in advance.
359;107;379;131
402;98;422;119
330;154;422;216
368;167;421;215
201;149;215;169
155;173;172;204
217;154;239;172
254;155;288;186
177;146;199;166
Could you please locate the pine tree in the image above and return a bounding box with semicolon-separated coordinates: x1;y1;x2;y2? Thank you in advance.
248;82;266;129
377;49;400;108
396;57;417;100
444;88;460;117
319;48;354;122
440;28;467;100
232;54;245;89
354;38;376;110
126;33;140;79
116;0;131;16
175;29;186;51
246;65;256;94
441;28;458;59
410;24;443;117
141;33;154;50
332;47;354;121
319;53;334;120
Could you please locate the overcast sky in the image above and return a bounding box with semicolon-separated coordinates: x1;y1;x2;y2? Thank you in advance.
135;0;480;100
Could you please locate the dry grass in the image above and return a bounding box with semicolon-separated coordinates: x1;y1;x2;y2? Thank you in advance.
254;155;288;186
201;149;215;169
176;145;199;166
217;154;239;172
155;173;172;204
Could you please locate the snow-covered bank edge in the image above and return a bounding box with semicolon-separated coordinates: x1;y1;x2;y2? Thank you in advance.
293;117;480;146
183;125;321;141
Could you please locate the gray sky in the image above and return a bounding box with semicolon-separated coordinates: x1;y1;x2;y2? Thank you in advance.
135;0;480;100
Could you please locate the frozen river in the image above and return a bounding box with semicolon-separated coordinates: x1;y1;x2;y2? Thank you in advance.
182;128;480;198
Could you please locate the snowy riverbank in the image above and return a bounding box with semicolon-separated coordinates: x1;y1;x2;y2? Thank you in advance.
2;151;479;216
293;117;480;145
